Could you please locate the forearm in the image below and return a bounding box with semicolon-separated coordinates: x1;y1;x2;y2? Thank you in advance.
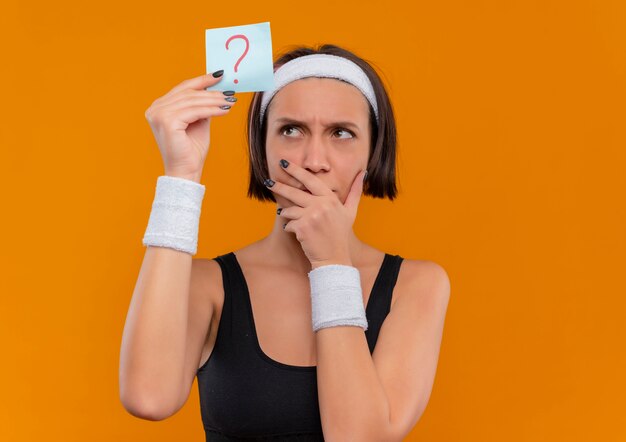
120;246;191;414
315;325;393;441
310;259;394;441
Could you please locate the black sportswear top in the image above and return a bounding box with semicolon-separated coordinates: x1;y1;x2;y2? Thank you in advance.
196;251;404;441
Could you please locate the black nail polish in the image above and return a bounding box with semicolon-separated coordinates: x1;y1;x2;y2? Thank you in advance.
277;207;282;215
212;69;224;78
279;159;289;168
363;170;368;181
224;96;237;102
223;90;236;96
219;105;231;110
263;178;275;187
283;223;287;230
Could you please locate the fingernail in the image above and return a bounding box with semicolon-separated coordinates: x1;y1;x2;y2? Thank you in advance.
219;105;231;110
283;223;287;230
279;159;289;168
212;69;224;78
263;178;275;187
363;170;368;182
277;207;283;215
224;96;237;102
223;90;236;96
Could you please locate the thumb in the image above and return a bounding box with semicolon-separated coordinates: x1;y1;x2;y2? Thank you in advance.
344;169;367;211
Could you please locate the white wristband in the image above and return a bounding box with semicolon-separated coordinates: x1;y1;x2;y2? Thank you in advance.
142;175;206;255
308;264;368;332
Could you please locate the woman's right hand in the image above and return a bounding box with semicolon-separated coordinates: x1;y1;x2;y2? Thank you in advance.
144;70;237;182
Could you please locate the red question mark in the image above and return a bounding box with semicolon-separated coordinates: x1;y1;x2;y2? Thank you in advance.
225;34;249;85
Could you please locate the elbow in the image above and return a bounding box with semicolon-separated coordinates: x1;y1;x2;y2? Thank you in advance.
118;368;182;421
119;387;175;422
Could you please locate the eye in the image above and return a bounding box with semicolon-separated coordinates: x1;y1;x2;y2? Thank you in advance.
280;125;302;137
278;125;356;139
334;128;355;139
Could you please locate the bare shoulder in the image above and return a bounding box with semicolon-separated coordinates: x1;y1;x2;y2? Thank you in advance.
191;257;222;281
395;257;451;308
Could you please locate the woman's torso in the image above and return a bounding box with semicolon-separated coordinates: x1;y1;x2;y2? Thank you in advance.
194;243;408;440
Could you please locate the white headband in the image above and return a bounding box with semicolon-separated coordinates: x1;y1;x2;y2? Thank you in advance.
259;53;379;124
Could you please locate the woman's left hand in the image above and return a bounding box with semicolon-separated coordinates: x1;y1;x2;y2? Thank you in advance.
264;159;367;269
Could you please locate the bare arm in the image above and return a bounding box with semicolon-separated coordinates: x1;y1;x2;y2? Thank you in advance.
119;71;234;420
118;244;212;421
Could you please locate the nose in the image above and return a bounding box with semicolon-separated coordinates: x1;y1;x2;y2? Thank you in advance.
301;135;330;174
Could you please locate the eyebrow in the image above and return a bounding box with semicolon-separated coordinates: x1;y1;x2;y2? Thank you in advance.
273;117;360;131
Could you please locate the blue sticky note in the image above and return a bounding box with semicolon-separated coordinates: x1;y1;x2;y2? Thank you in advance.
205;22;274;93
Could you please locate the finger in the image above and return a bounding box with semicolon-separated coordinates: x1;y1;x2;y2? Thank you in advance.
155;94;237;113
277;205;304;220
156;88;236;108
277;159;332;196
164;71;226;99
174;103;233;125
264;179;312;206
283;219;297;233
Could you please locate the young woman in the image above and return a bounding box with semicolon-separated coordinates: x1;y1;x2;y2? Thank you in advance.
119;44;451;441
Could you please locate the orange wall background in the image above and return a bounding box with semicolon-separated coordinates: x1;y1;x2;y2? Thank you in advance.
1;0;625;440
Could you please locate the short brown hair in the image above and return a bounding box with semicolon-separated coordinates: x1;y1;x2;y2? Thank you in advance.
246;44;399;202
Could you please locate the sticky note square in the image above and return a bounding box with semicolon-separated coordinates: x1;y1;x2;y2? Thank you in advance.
205;21;274;93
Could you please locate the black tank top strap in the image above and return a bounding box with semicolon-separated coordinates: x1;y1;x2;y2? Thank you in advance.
364;254;404;354
212;252;258;360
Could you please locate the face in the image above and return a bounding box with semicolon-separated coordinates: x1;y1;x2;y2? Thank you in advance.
265;77;371;206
